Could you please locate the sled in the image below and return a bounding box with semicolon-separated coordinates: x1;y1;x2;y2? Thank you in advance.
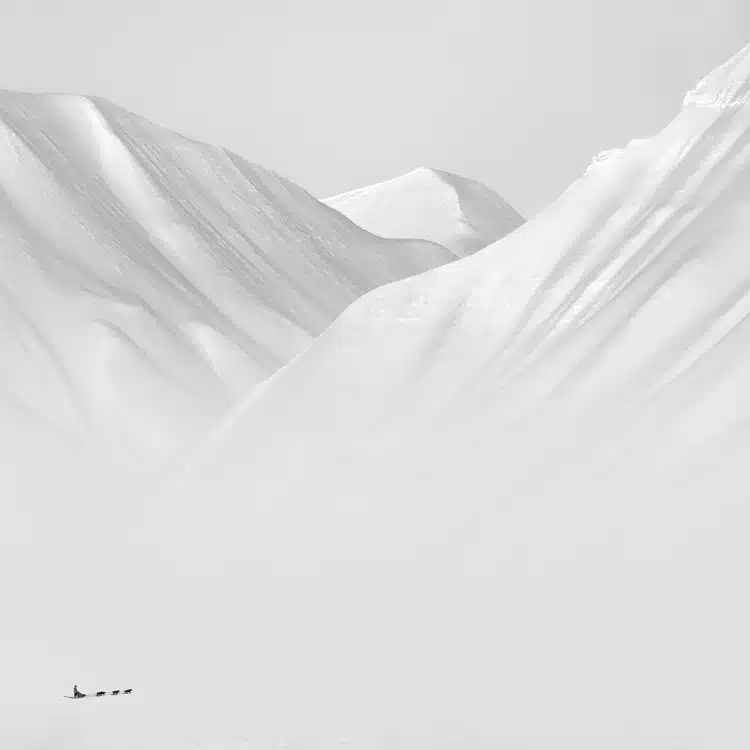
63;689;133;699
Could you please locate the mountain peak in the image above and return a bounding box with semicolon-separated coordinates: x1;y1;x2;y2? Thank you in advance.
325;167;523;256
683;42;750;109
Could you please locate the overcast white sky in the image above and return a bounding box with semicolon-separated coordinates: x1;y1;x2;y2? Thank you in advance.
1;0;748;214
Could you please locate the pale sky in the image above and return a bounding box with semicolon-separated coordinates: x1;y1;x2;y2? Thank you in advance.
1;0;748;215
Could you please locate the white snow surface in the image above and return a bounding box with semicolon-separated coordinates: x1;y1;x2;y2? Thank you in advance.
325;166;524;256
7;44;750;750
0;92;454;469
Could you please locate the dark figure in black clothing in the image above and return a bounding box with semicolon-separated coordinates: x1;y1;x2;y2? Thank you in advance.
73;685;84;698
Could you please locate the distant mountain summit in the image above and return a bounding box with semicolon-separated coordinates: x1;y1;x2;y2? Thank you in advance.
325;166;524;256
0;92;455;468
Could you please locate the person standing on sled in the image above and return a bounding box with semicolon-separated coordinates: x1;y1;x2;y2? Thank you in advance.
73;685;84;698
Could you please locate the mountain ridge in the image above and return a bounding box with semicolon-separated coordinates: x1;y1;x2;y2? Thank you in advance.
193;43;750;506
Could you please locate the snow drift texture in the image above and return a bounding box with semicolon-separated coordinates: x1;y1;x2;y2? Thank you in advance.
0;93;463;469
7;44;750;750
325;166;524;256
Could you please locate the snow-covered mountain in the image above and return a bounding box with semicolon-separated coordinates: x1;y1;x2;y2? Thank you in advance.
217;43;750;467
0;92;455;468
8;43;750;750
170;43;750;747
325;166;524;256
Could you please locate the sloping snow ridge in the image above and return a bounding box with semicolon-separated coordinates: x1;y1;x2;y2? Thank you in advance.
219;42;750;464
0;92;455;469
172;43;750;747
325;166;524;256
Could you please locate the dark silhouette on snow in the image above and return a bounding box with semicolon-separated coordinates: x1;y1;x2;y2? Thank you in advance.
65;685;133;699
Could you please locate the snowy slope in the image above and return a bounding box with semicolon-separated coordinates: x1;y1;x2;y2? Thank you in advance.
221;42;750;462
163;43;750;748
0;92;454;468
324;166;524;256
